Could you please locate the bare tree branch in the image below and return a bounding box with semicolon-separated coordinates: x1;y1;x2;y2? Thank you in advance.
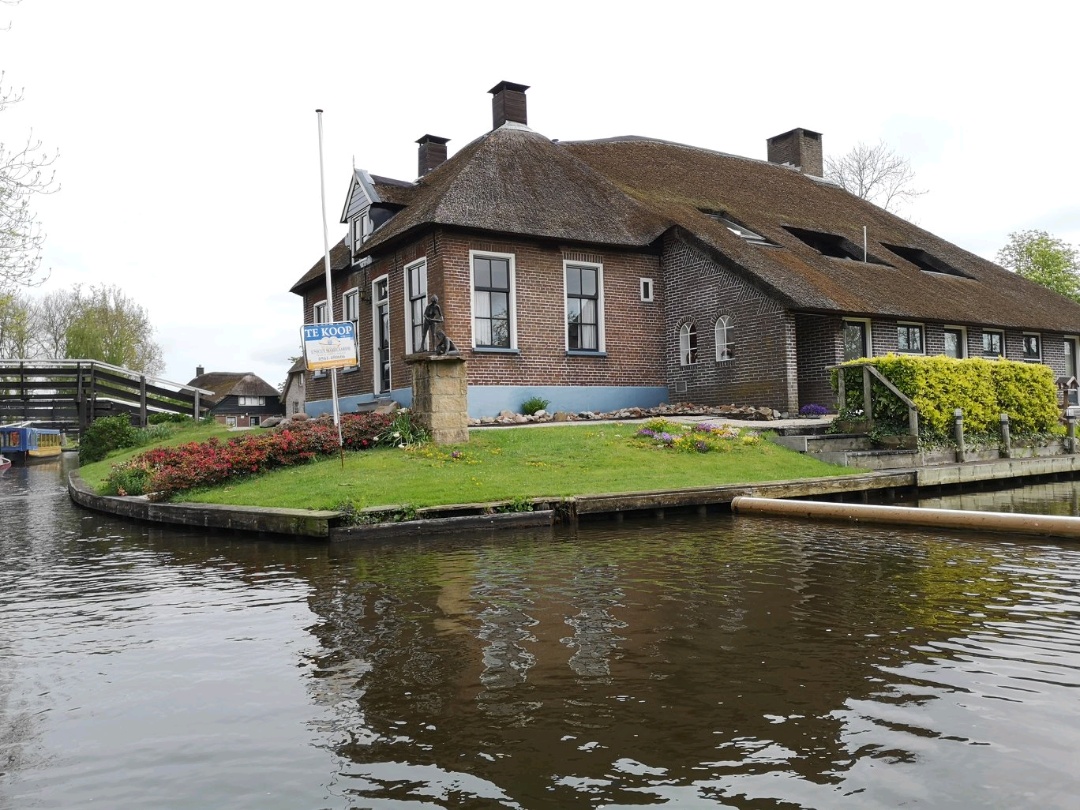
825;140;925;215
0;70;60;290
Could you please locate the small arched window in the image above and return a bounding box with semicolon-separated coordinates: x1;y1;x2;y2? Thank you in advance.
680;322;698;366
715;315;734;361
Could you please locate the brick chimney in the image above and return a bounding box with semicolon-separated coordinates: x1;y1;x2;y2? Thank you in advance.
767;128;823;177
489;81;529;129
417;134;450;177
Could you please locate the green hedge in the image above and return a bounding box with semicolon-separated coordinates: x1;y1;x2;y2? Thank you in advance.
834;354;1061;438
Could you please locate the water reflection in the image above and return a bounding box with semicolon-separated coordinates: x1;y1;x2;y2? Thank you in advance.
2;459;1080;808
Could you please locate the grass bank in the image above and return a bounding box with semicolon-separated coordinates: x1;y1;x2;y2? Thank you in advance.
83;422;855;512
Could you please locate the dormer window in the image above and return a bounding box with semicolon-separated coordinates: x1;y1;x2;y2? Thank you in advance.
700;210;773;246
882;243;971;278
349;211;376;255
784;226;891;266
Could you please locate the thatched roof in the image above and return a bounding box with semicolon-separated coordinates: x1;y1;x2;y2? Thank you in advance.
291;124;1080;333
563;136;1080;332
187;372;279;406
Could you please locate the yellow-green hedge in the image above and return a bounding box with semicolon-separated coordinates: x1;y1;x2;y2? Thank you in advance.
834;354;1060;437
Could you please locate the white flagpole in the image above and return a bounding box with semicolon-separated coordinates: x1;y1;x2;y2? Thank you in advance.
316;109;343;448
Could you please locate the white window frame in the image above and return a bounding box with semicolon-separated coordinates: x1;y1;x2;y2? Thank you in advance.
238;396;265;407
250;416;261;427
714;315;734;361
896;321;925;354
1022;332;1042;362
942;325;967;359
679;321;698;366
564;260;605;353
982;328;1005;358
372;274;391;393
1065;336;1080;379
469;250;517;350
842;318;872;361
403;258;428;354
313;299;328;324
342;287;360;324
640;278;654;302
225;415;237;428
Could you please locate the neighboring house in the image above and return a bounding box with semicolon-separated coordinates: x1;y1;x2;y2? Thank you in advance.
280;357;307;417
187;367;285;427
290;82;1080;418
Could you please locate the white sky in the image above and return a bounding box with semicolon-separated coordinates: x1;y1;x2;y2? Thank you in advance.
5;0;1079;389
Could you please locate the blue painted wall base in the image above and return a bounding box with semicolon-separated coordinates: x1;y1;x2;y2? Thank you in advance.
306;385;667;420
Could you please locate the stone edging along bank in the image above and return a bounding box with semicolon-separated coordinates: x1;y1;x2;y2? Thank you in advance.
68;454;1080;541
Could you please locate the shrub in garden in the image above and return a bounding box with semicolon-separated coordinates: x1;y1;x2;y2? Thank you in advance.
148;413;191;426
103;410;409;500
80;415;139;464
520;395;550;416
833;354;1060;440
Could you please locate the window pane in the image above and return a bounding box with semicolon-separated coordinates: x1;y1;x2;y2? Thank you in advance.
474;292;490;319
580;324;598;350
566;267;581;296
843;322;866;361
474;319;491;346
491;318;509;347
567;298;581;323
581;268;597;297
944;331;959;359
491;259;509;290
580;299;596;326
490;292;508;319
474;258;491;289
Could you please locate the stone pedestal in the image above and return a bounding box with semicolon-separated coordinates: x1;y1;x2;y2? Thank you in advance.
406;354;469;445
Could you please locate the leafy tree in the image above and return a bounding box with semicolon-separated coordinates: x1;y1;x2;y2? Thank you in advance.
1;73;59;289
30;287;79;357
0;287;31;356
825;140;925;214
64;284;165;375
995;230;1080;302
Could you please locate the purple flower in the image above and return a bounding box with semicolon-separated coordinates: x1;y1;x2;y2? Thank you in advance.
658;432;674;444
638;428;656;438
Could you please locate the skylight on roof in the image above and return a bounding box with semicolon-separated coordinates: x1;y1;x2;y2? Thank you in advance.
783;226;891;266
700;210;773;246
882;244;971;278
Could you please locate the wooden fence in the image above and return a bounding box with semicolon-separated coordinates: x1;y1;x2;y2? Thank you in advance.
0;359;213;433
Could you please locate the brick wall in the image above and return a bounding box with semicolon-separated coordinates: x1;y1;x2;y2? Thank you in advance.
662;234;798;413
302;229;666;403
794;313;842;410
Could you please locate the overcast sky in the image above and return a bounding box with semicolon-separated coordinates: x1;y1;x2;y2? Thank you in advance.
5;0;1078;388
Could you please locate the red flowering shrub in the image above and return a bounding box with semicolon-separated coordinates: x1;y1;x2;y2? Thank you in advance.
104;411;400;500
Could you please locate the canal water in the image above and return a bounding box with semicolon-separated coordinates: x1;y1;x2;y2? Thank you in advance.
3;457;1080;809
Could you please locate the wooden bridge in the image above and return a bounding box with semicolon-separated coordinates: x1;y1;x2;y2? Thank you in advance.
0;359;213;433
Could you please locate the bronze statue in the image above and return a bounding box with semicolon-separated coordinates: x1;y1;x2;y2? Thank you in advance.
421;295;457;355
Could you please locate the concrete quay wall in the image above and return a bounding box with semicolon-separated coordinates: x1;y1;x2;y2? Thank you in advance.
68;454;1080;541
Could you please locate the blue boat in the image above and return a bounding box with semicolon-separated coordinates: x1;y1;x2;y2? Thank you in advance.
1;424;63;463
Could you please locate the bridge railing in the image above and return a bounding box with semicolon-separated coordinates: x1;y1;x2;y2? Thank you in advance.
0;359;215;431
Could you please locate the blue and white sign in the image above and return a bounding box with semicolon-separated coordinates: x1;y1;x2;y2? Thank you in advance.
302;322;358;370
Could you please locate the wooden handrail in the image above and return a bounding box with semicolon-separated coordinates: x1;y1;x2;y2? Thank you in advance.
829;361;920;437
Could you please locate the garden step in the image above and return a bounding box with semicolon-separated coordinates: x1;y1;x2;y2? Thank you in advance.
769;433;876;453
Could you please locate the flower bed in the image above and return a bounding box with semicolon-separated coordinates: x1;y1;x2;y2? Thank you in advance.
104;412;406;500
632;419;762;453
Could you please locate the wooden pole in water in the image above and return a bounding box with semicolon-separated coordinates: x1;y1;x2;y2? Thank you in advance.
731;496;1080;539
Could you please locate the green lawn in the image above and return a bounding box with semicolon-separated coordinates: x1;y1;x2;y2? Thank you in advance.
85;422;854;512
